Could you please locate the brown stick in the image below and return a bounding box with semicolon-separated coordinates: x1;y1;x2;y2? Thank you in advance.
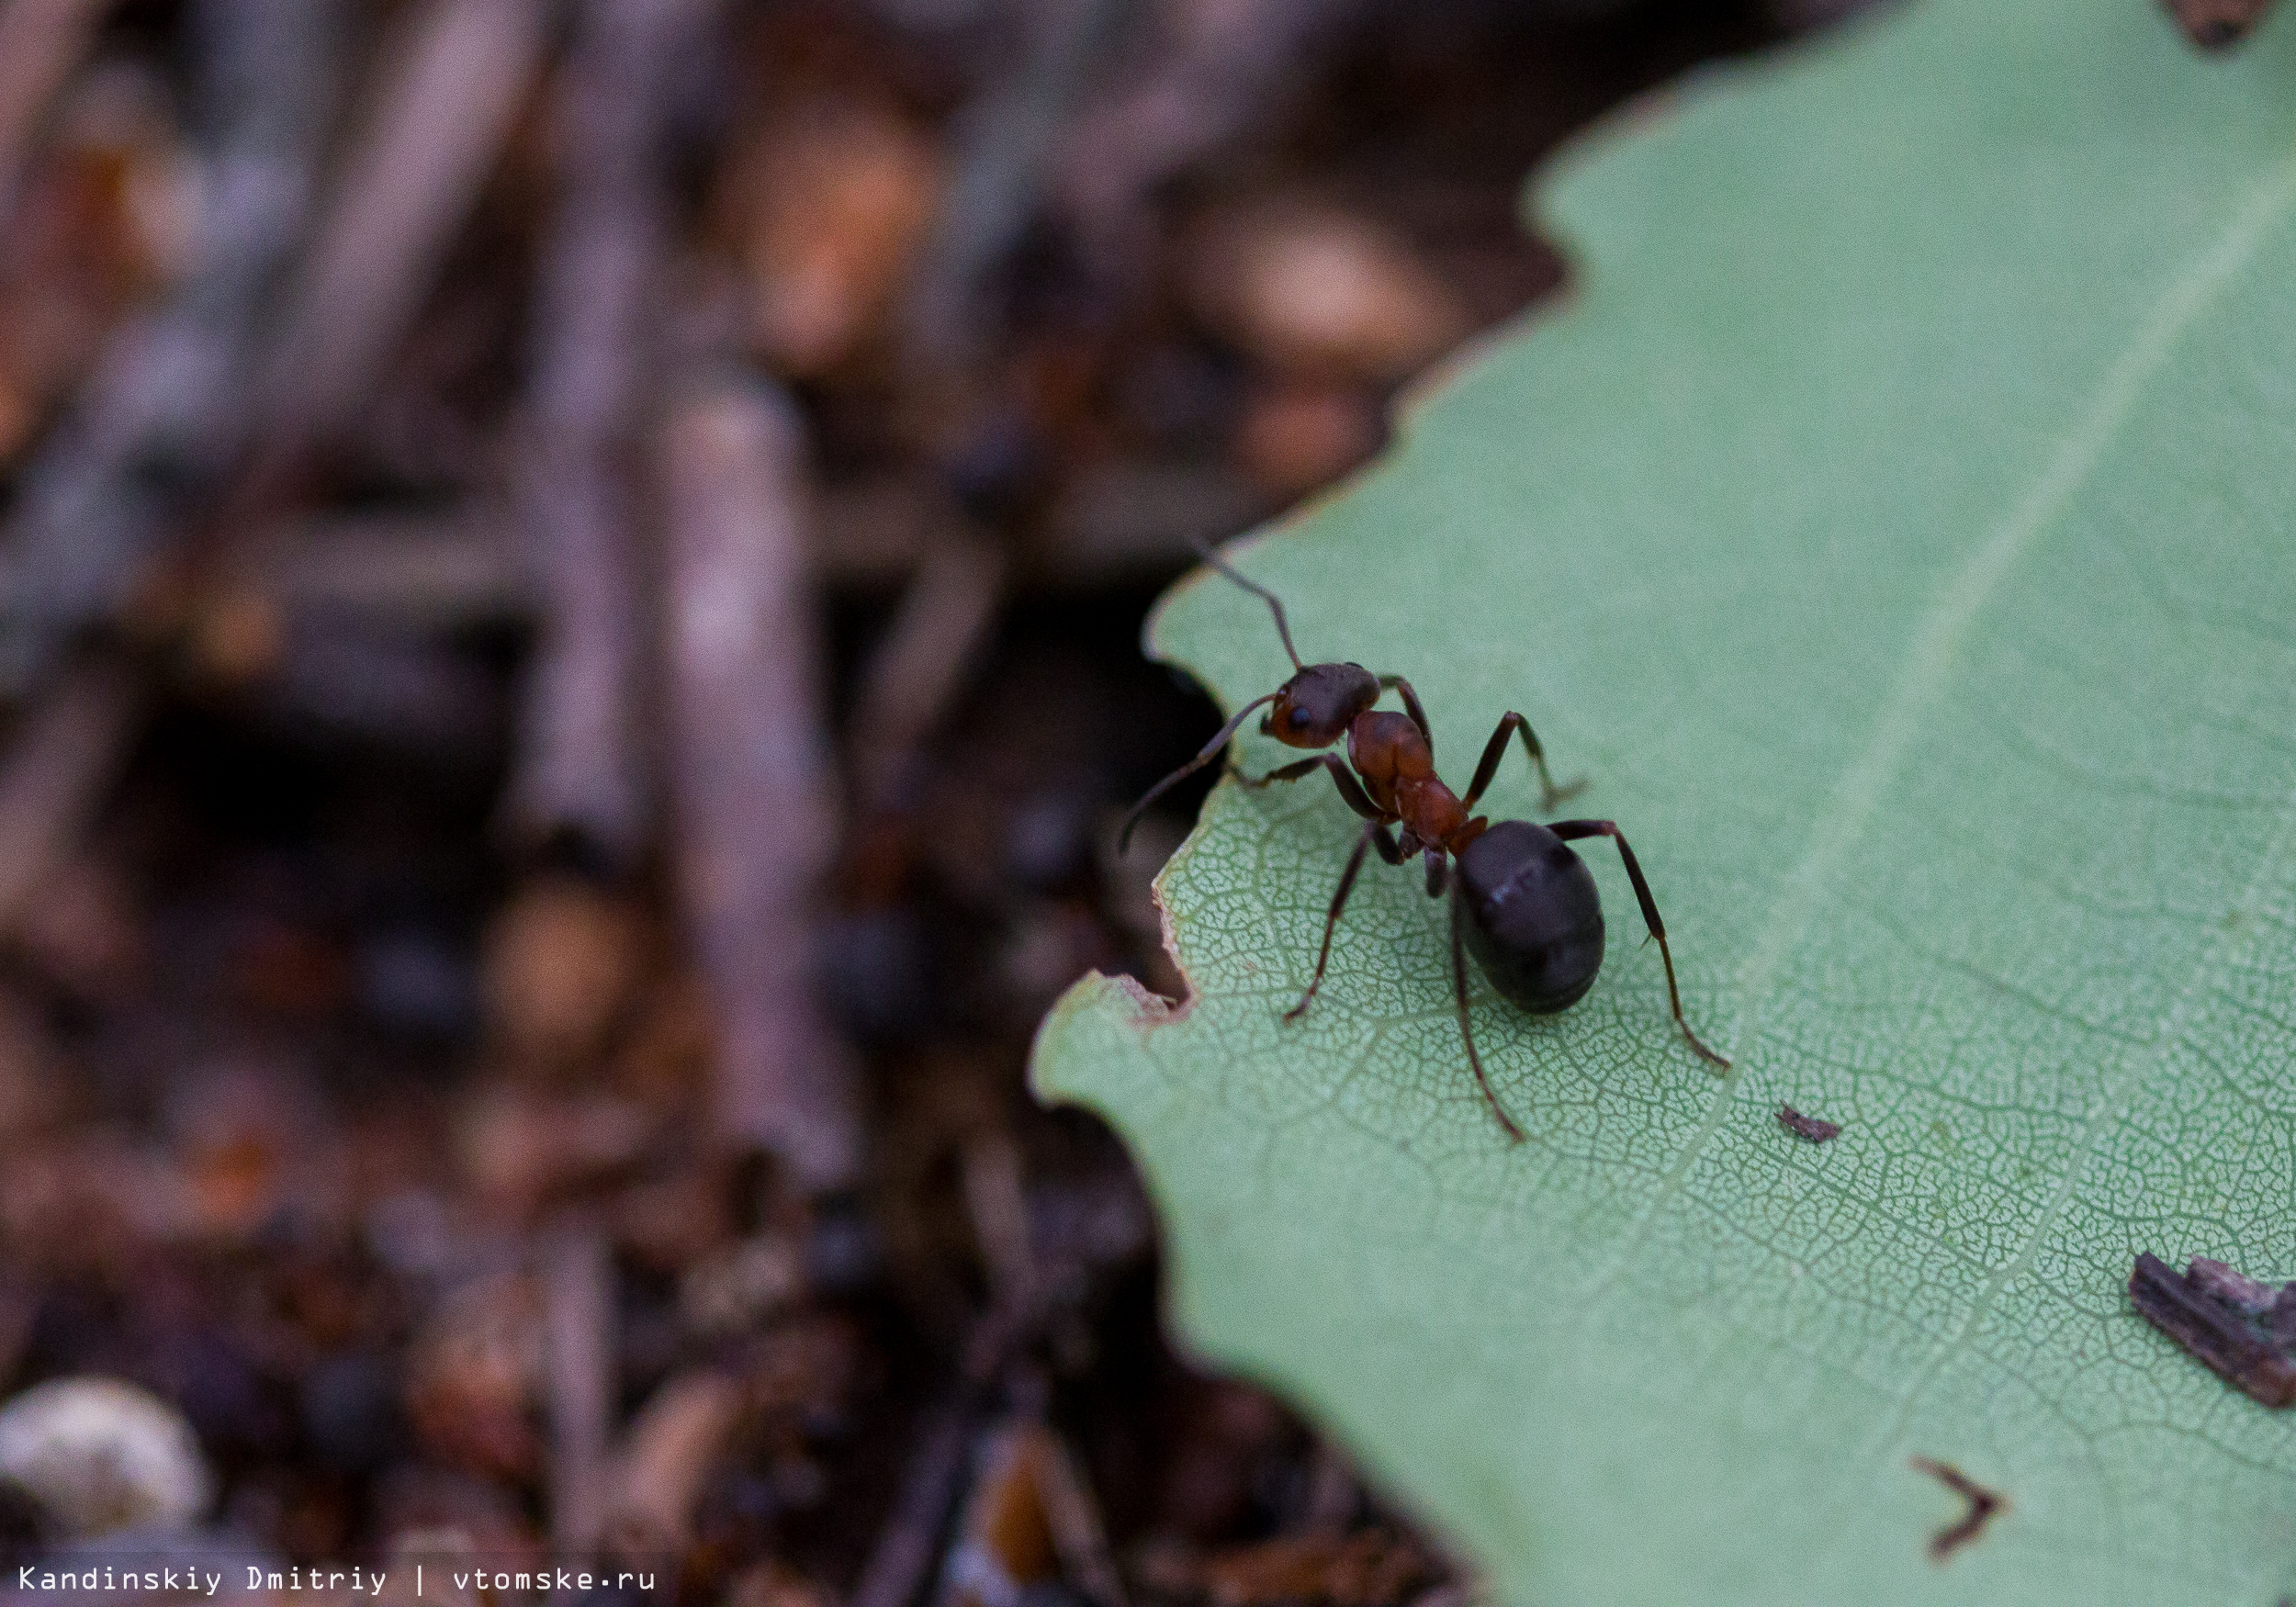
0;659;140;929
253;0;553;451
243;466;1255;606
0;0;346;695
543;1225;617;1556
1032;1426;1130;1607
659;377;861;1193
902;0;1136;373
0;0;112;220
1056;0;1370;280
847;531;1007;810
505;0;723;863
851;1398;975;1607
959;1130;1036;1316
852;1209;1120;1607
606;1371;744;1561
216;507;528;634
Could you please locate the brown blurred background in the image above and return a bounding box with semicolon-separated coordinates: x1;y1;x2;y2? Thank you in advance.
0;0;1863;1601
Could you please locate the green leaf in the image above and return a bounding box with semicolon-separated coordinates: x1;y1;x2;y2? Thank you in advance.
1030;2;2296;1601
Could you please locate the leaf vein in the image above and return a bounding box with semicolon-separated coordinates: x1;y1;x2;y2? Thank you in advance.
1587;135;2296;1305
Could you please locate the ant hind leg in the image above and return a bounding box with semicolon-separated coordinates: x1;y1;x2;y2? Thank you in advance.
1548;819;1729;1069
1449;893;1525;1142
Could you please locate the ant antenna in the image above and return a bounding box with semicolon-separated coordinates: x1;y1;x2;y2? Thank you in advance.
1191;538;1303;670
1118;691;1280;851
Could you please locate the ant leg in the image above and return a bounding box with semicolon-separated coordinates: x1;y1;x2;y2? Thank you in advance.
1423;844;1447;900
1378;675;1434;752
1462;711;1586;815
1119;691;1280;850
1449;893;1525;1142
1548;820;1729;1069
1235;756;1327;787
1238;752;1382;824
1284;822;1404;1022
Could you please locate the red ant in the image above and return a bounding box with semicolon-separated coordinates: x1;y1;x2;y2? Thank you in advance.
1121;544;1728;1141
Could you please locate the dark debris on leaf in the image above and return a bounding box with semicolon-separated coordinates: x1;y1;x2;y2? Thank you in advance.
2128;1253;2296;1408
1774;1105;1840;1144
2159;0;2279;50
1908;1457;2004;1563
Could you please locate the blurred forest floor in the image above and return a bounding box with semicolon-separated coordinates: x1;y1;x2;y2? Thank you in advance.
0;0;1862;1601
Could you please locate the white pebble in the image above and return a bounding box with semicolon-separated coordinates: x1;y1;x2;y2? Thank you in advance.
0;1377;212;1536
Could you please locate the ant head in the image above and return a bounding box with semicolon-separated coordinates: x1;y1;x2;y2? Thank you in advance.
1262;662;1379;748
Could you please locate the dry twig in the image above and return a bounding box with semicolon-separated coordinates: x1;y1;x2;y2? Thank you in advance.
903;0;1137;373
1031;1425;1128;1607
506;0;723;863
0;658;139;930
0;0;113;219
660;376;861;1192
253;0;553;451
853;1398;975;1607
848;532;1007;810
606;1370;745;1560
1056;0;1370;281
0;0;347;693
213;507;527;635
543;1225;618;1556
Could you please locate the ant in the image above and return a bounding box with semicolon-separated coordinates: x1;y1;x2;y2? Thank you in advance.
1121;543;1728;1141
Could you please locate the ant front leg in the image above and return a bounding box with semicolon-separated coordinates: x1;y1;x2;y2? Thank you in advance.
1236;751;1383;823
1284;821;1406;1022
1548;820;1729;1069
1462;712;1586;815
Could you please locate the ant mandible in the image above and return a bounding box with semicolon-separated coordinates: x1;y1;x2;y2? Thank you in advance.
1121;542;1729;1141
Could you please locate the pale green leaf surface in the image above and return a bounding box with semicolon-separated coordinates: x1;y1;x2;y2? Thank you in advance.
1030;3;2296;1602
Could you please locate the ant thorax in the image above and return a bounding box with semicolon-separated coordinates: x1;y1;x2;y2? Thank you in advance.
1345;710;1426;790
1345;711;1468;845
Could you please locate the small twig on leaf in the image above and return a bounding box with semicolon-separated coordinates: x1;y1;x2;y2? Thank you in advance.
1908;1456;2004;1562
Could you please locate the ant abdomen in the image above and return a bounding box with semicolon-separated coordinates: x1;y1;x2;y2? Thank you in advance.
1454;820;1605;1014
